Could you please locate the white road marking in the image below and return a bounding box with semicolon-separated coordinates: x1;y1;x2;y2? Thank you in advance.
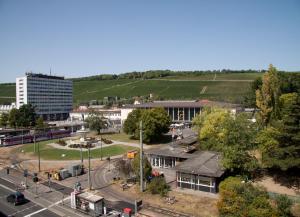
0;183;15;192
23;207;47;217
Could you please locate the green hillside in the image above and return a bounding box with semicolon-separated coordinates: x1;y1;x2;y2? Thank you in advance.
0;72;264;105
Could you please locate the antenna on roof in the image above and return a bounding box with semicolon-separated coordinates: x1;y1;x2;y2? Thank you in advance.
50;67;52;76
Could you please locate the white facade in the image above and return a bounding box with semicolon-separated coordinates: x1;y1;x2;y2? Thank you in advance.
120;108;133;125
70;108;122;126
0;103;16;114
16;73;73;120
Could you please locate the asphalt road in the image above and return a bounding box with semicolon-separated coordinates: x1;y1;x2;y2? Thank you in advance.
0;178;59;217
92;160;136;213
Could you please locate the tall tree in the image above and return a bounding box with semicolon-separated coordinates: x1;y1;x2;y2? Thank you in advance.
257;93;300;170
123;108;171;143
18;104;36;127
141;107;171;143
256;64;281;126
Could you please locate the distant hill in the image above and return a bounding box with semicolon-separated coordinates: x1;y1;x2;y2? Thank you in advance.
0;70;299;105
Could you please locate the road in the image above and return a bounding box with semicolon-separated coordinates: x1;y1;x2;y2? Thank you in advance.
92;160;136;212
0;178;59;217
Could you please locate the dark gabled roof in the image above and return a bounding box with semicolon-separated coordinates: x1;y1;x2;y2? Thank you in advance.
175;151;225;178
146;145;197;159
145;135;198;159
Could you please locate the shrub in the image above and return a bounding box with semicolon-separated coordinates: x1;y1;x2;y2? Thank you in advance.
218;176;278;217
147;176;170;197
57;139;67;146
101;138;113;144
275;195;293;217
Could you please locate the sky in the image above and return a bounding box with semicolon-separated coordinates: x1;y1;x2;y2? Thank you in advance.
0;0;299;83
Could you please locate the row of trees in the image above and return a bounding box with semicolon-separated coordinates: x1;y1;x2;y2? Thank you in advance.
193;65;300;174
0;104;45;129
192;65;298;216
255;65;300;171
123;108;171;143
73;69;299;82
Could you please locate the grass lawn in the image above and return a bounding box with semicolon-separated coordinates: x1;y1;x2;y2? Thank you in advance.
18;139;137;160
101;132;139;144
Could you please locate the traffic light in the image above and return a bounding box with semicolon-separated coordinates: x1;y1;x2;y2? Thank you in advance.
6;168;9;175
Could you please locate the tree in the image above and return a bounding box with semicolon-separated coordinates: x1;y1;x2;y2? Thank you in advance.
123;109;143;138
243;77;262;107
256;64;281;126
0;113;9;127
131;151;152;181
8;108;20;128
218;177;278;217
123;108;171;143
35;116;46;130
257;93;300;170
18;104;36;127
194;110;258;174
141;108;171;143
86;112;107;135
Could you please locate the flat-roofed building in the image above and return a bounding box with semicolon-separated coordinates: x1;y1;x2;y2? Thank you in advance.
128;100;240;123
16;73;73;121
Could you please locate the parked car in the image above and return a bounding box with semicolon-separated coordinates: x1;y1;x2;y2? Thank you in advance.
6;191;26;205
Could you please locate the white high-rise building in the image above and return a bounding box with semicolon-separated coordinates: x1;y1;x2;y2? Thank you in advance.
16;73;73;121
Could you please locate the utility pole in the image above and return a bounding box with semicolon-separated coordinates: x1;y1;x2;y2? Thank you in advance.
33;132;36;153
88;146;91;190
100;135;103;161
140;121;144;192
38;140;40;172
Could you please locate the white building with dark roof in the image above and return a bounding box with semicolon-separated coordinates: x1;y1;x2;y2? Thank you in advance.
123;99;240;123
16;73;73;121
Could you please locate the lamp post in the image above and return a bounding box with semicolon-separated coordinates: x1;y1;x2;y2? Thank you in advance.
140;121;144;192
38;140;40;172
88;146;91;190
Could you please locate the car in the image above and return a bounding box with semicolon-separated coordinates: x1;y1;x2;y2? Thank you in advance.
6;191;26;205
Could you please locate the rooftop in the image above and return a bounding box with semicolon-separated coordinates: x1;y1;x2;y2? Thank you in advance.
146;135;198;158
176;151;225;177
77;192;103;203
127;100;240;109
25;72;65;80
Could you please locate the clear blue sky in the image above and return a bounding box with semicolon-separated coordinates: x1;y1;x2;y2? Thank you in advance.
0;0;299;82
